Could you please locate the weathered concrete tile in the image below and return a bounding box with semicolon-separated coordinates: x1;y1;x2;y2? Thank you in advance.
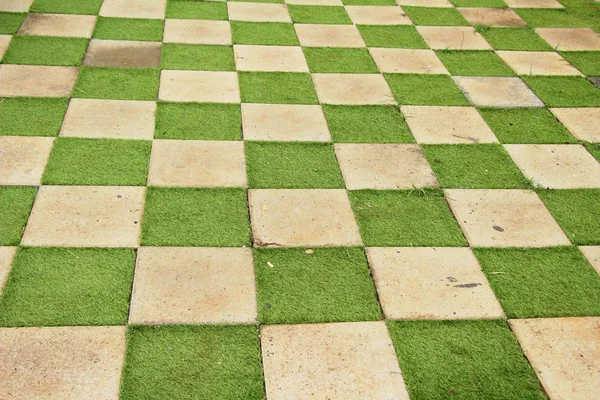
453;77;544;108
497;51;583;76
295;24;365;47
159;70;240;103
163;19;231;45
0;65;78;97
0;35;11;60
18;13;96;38
0;137;54;185
504;0;563;7
417;26;491;50
579;246;600;275
286;0;342;4
345;6;412;25
458;8;527;27
83;39;161;68
100;0;166;19
312;73;395;105
227;2;291;22
550;108;600;142
536;28;600;51
234;45;308;72
369;48;448;74
396;0;452;6
0;247;16;294
0;0;32;12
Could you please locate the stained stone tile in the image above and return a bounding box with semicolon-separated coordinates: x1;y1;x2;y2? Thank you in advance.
0;0;32;12
248;189;362;247
242;103;330;141
536;28;600;51
0;137;54;185
497;51;583;76
580;246;600;275
504;144;600;189
445;189;571;247
21;186;145;247
159;70;240;103
234;45;308;72
148;140;247;188
18;13;96;38
401;106;498;144
287;0;342;4
312;73;395;105
164;19;231;45
83;40;161;68
227;2;291;22
0;65;77;97
366;247;504;320
550;108;600;142
345;6;412;25
509;317;600;400
261;322;409;400
0;35;11;60
458;8;527;27
369;48;448;74
295;24;365;47
0;247;16;293
100;0;166;19
130;247;257;324
334;144;438;189
417;26;492;50
0;326;126;400
504;0;564;7
453;77;544;108
589;77;600;89
396;0;452;6
60;99;156;140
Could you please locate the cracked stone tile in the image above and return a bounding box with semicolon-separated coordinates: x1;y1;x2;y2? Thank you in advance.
0;65;78;97
458;8;527;27
100;0;166;19
453;77;544;108
159;70;240;103
580;246;600;275
504;0;564;7
535;28;600;51
0;137;54;185
550;108;600;142
295;24;365;47
345;6;412;25
83;39;162;68
0;0;32;12
369;48;448;74
234;45;308;72
163;19;231;45
18;13;96;38
497;51;583;76
312;73;395;105
416;26;491;50
227;2;291;22
0;247;16;294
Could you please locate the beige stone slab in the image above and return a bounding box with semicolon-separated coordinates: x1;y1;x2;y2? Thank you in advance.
83;39;161;68
18;13;96;38
453;77;544;108
496;51;583;76
312;73;395;105
445;189;571;247
100;0;166;19
163;19;232;45
0;0;32;12
580;246;600;275
334;144;439;189
261;322;409;400
401;106;498;144
0;247;16;294
504;0;564;8
509;317;600;400
60;99;156;139
0;137;54;185
458;8;527;27
234;45;308;72
0;65;77;97
22;186;145;247
0;326;126;400
550;108;600;142
369;48;448;74
130;247;257;324
227;2;291;22
345;6;412;25
242;103;330;141
295;24;365;48
249;189;362;247
536;28;600;51
505;144;600;189
286;0;342;4
0;35;11;60
396;0;452;6
159;70;240;103
417;26;491;50
148;140;247;187
366;247;504;320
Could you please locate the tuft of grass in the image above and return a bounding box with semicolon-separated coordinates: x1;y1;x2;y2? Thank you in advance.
288;5;351;24
2;36;88;66
560;51;600;76
481;27;553;51
0;187;37;246
92;17;164;41
161;44;235;71
452;0;507;7
403;6;469;26
0;98;68;137
385;74;469;105
30;0;103;14
357;25;428;49
73;68;160;101
231;22;299;45
239;72;318;104
515;9;588;28
0;12;25;34
436;50;515;76
166;0;228;20
155;102;242;140
303;47;378;73
522;76;600;107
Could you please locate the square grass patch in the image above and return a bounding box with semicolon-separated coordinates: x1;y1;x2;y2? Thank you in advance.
231;22;299;45
560;52;600;76
423;144;529;188
0;12;25;34
93;17;164;41
481;28;553;51
451;0;507;6
30;0;103;14
141;187;251;246
474;247;600;318
385;74;469;106
161;44;235;71
349;189;467;246
0;247;135;327
245;142;344;188
254;247;381;324
166;0;228;20
0;186;36;246
403;7;469;26
120;325;265;400
515;9;587;28
288;5;351;24
155;102;241;140
304;48;378;73
388;320;546;400
523;76;600;107
42;138;151;186
3;36;88;66
0;98;68;137
357;25;428;49
436;50;515;76
73;68;160;101
239;72;318;104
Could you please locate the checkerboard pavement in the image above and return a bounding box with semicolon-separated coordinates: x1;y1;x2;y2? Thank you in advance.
1;0;600;398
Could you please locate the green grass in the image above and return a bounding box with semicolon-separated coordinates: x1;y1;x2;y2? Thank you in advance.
0;247;135;326
341;0;396;5
92;17;164;41
120;325;265;400
515;9;588;28
245;142;344;188
385;74;469;105
254;247;381;324
73;68;160;101
239;72;318;104
451;0;507;6
166;0;228;20
388;320;546;400
403;6;469;26
523;76;600;107
0;12;25;34
303;48;378;73
30;0;103;14
288;5;351;24
481;28;553;51
2;36;88;66
231;22;299;45
0;187;37;246
475;247;600;318
0;98;68;137
155;103;242;140
436;50;515;76
357;25;428;49
349;190;467;246
560;51;600;76
141;188;251;246
161;44;235;70
42;138;151;186
423;144;529;188
587;143;600;162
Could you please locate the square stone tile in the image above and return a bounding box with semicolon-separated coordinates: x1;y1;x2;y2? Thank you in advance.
369;48;448;74
0;247;16;293
417;26;492;50
550;108;600;142
312;73;395;105
0;0;32;12
401;106;498;144
0;65;77;97
0;326;126;400
504;0;564;7
22;186;145;247
100;0;166;19
396;0;452;6
453;77;544;108
242;103;330;141
234;45;308;72
497;51;583;76
335;144;438;189
261;322;409;400
18;13;96;38
0;35;11;60
458;8;527;27
130;247;257;324
345;6;412;25
60;99;156;139
504;144;600;189
366;247;504;320
445;189;571;247
509;317;600;400
295;24;365;47
159;70;240;103
227;2;291;22
148;140;247;187
164;19;231;45
536;28;600;51
83;40;162;68
0;137;54;185
249;189;362;247
580;246;600;275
